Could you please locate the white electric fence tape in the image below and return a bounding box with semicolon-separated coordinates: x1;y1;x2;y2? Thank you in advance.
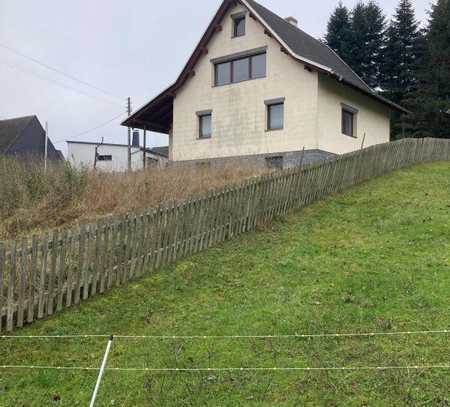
1;329;449;340
0;365;449;372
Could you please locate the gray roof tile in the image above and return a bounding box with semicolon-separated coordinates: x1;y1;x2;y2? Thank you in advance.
246;0;372;93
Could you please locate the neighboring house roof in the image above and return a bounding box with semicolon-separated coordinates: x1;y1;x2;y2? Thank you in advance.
55;150;65;160
123;0;407;132
0;115;36;153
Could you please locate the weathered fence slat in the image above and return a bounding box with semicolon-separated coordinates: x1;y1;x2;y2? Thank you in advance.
7;242;16;331
17;239;27;328
66;231;74;307
27;236;38;324
38;234;48;319
0;243;4;332
47;231;58;316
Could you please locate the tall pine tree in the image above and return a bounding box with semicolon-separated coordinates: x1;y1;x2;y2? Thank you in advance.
325;2;353;64
349;1;386;89
407;0;450;138
364;1;386;89
381;0;420;138
382;0;420;104
349;2;369;80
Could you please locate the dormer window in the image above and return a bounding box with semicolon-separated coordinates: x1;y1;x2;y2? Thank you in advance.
232;13;246;37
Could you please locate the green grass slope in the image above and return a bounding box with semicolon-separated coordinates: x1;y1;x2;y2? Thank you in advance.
0;162;449;406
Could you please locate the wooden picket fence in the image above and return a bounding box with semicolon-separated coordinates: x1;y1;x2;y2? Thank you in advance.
0;137;449;333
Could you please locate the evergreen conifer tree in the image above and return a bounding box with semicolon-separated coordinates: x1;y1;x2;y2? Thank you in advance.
325;2;353;64
364;1;386;88
407;0;450;138
382;0;420;103
349;2;386;89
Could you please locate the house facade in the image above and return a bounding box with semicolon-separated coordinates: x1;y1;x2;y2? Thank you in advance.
67;140;168;172
123;0;406;168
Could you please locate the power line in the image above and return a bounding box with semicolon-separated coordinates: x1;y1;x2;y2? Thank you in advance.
0;42;123;102
0;60;123;107
52;112;127;144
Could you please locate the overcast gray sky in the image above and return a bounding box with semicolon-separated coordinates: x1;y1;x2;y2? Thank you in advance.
0;0;432;155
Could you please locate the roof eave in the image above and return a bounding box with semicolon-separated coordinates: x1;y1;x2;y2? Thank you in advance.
336;76;410;114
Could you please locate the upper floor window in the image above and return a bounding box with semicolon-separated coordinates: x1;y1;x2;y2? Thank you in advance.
341;104;358;138
232;14;246;37
214;51;266;86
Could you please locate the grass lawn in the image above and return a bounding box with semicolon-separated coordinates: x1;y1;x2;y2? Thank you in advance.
0;161;449;406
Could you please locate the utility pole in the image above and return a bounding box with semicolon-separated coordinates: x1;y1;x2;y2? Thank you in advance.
44;121;49;173
127;97;132;171
94;137;104;170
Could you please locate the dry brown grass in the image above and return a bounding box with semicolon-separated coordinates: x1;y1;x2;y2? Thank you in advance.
0;156;267;240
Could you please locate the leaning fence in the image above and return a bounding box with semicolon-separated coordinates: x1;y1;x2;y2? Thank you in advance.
0;137;449;333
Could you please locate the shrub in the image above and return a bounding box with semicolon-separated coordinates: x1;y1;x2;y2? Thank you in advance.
0;157;265;240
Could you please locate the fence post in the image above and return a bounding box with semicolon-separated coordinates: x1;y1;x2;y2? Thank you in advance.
0;243;4;332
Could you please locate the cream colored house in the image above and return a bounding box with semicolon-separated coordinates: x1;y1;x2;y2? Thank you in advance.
123;0;406;168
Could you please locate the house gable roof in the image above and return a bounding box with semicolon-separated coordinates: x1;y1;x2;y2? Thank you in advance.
244;0;371;92
123;0;407;131
0;115;36;153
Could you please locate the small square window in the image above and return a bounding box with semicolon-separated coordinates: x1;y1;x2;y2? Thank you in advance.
267;103;284;131
342;109;355;137
97;155;112;161
233;16;246;37
199;113;212;139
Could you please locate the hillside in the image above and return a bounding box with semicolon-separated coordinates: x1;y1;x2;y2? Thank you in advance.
0;161;449;406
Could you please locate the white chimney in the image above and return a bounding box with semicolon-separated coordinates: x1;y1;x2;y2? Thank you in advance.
285;16;298;27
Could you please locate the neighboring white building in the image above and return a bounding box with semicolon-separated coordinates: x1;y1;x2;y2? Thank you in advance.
123;0;407;168
67;140;168;172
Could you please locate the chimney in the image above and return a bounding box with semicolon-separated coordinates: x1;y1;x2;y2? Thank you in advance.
285;16;298;27
132;130;140;147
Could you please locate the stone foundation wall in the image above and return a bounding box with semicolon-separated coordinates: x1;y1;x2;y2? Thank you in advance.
167;149;338;170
